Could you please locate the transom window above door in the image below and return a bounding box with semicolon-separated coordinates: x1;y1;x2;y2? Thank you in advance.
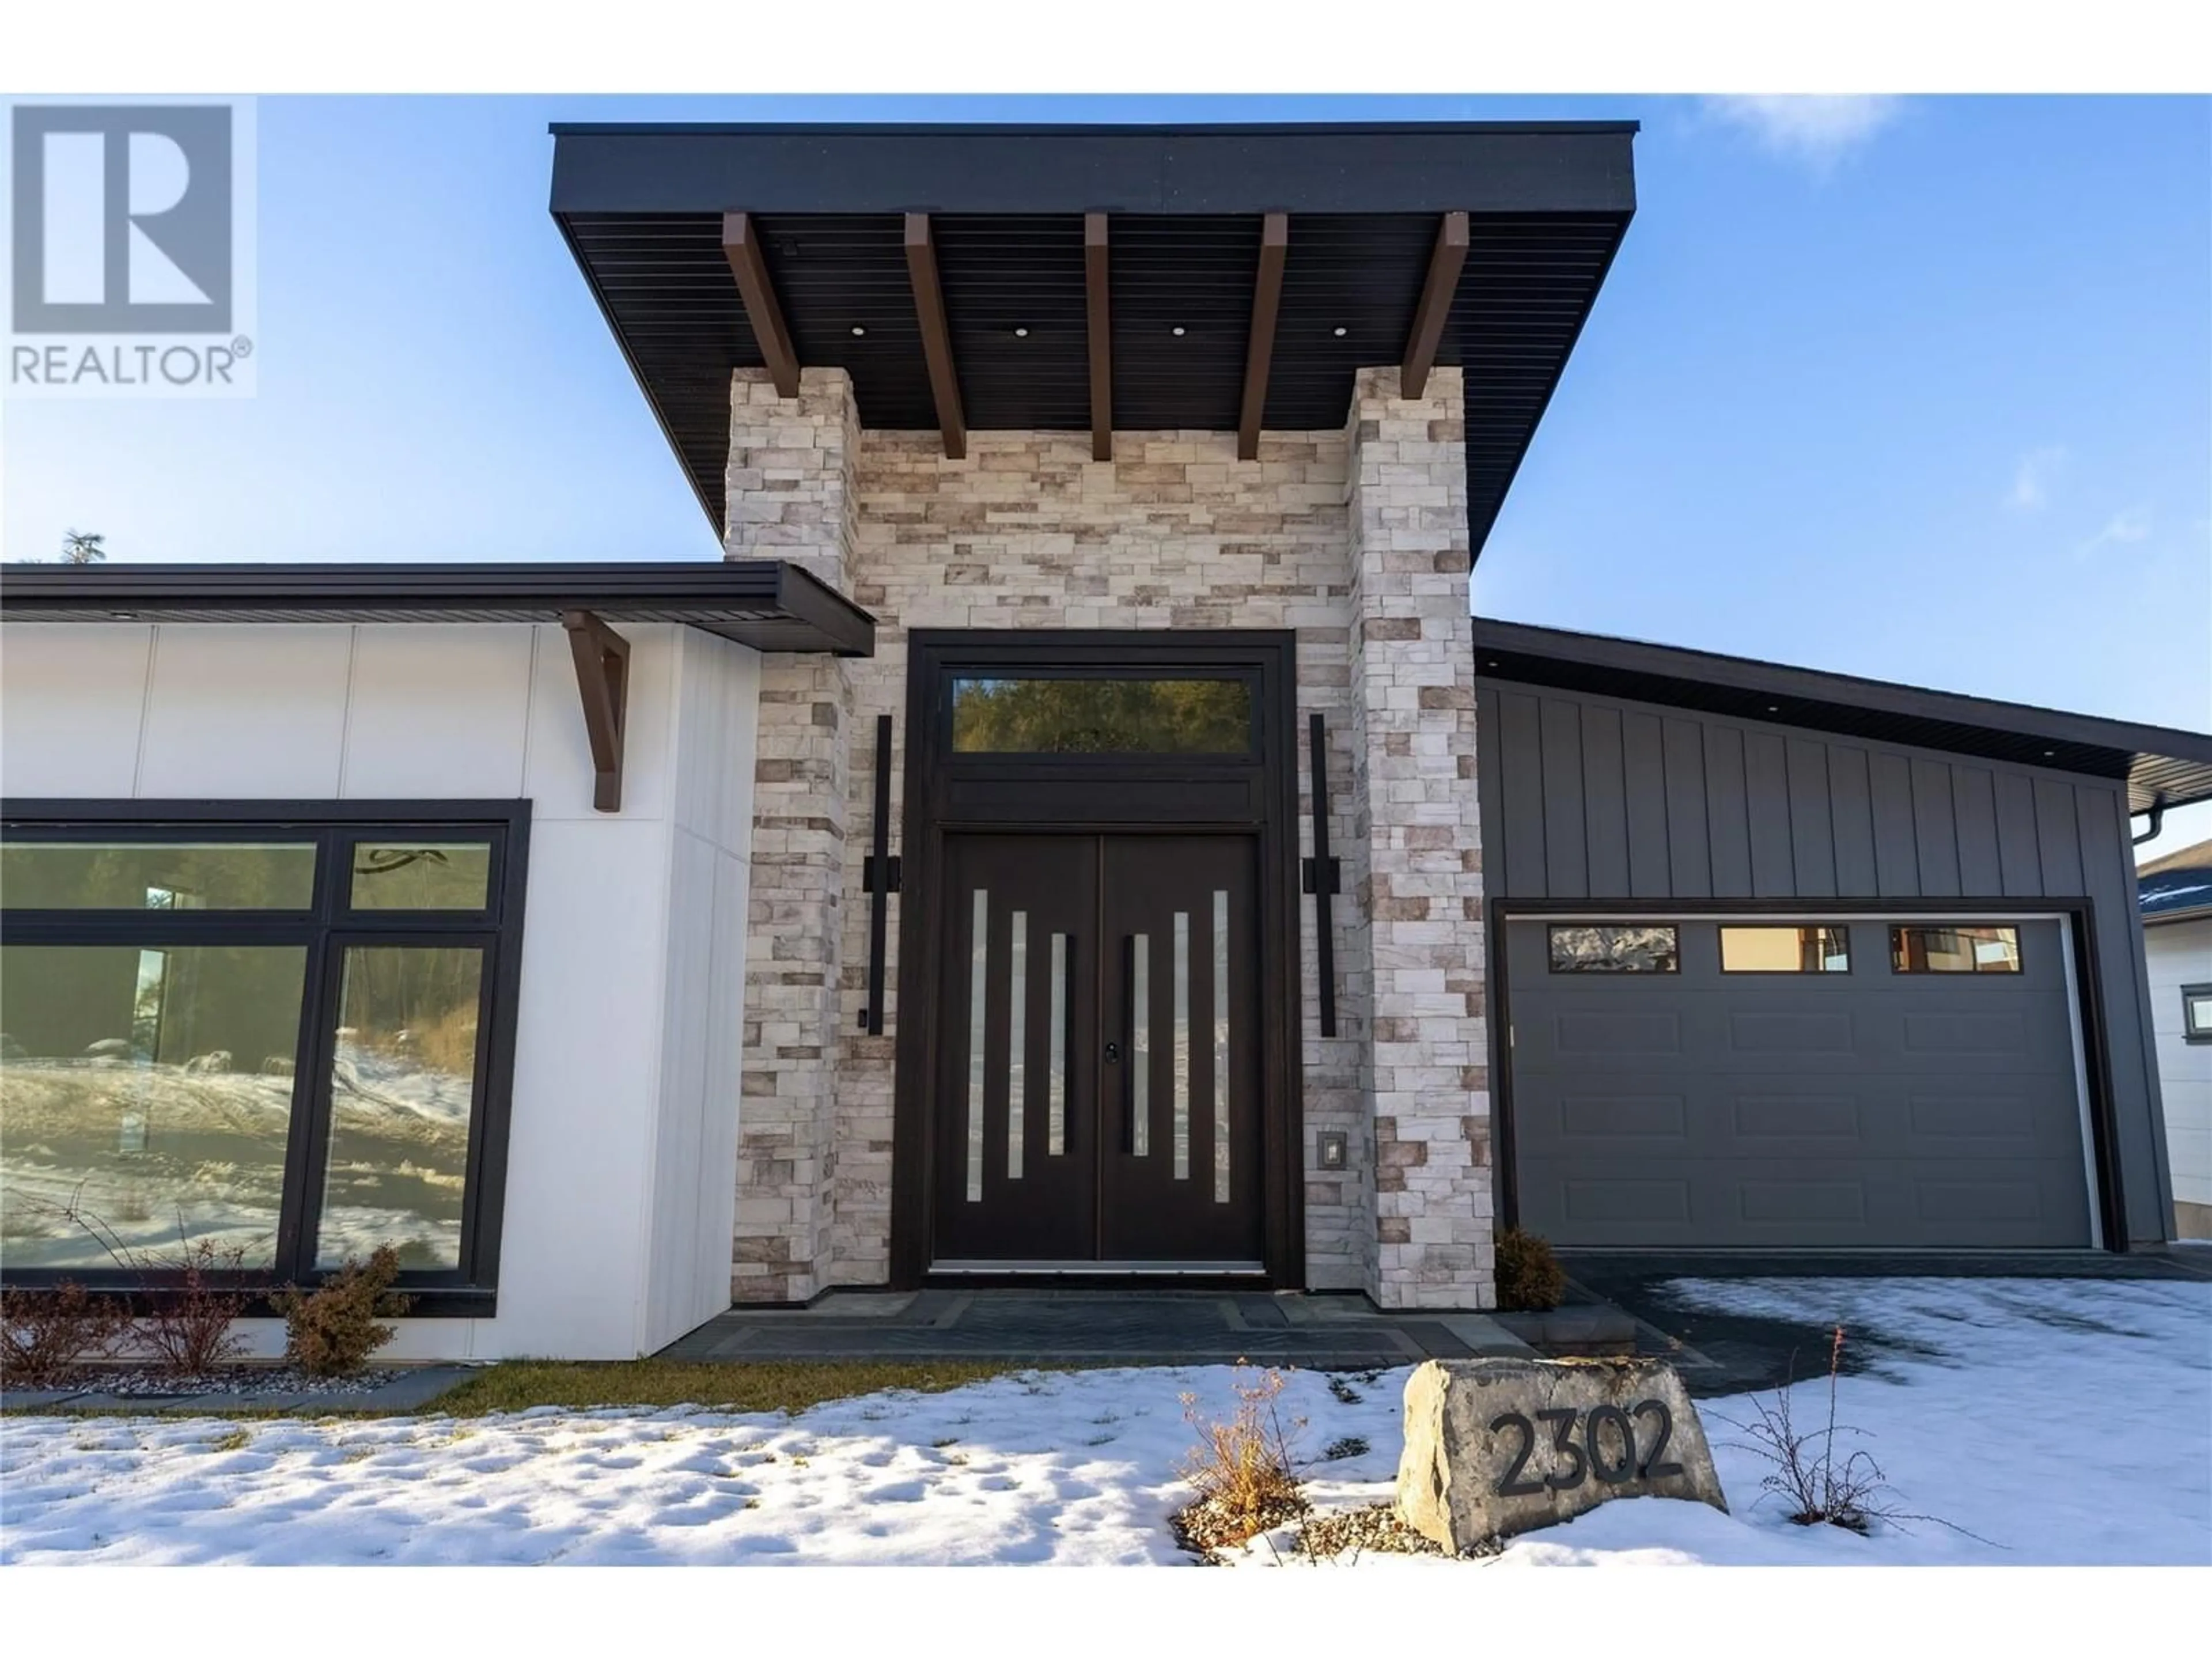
949;676;1255;755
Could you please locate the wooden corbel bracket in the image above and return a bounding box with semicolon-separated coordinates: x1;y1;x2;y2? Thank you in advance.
562;608;630;813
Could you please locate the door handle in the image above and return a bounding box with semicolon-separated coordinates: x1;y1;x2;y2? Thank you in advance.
1104;1040;1122;1063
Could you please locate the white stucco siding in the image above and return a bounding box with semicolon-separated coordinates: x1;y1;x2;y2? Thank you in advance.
0;620;759;1359
2144;920;2212;1223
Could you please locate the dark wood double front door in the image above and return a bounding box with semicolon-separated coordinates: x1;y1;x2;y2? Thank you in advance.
931;832;1264;1267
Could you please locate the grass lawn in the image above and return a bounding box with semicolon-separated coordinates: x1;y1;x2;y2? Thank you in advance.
2;1359;1028;1421
431;1358;1024;1416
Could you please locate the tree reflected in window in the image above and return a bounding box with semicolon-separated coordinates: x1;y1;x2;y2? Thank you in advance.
950;678;1252;755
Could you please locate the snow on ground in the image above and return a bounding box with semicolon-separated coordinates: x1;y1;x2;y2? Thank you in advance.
2;1278;2206;1566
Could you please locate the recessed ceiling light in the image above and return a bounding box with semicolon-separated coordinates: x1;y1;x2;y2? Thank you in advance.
850;325;866;337
1766;706;1779;714
1171;326;1186;337
2044;749;2056;758
108;611;137;620
1333;326;1348;338
1013;327;1029;338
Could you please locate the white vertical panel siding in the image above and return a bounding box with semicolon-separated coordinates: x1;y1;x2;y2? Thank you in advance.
138;626;355;797
646;827;720;1346
0;624;153;797
0;618;764;1359
341;626;535;798
484;816;676;1359
643;630;761;1351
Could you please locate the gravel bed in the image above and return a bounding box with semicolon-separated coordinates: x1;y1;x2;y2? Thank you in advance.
39;1366;404;1398
1293;1502;1487;1561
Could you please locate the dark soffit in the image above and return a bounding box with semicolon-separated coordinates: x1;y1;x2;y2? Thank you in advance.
1473;617;2212;816
548;123;1637;556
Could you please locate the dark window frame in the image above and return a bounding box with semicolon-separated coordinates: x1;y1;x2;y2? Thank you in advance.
0;800;530;1316
1545;923;1681;975
1717;923;1855;976
1888;922;2024;975
2183;983;2212;1046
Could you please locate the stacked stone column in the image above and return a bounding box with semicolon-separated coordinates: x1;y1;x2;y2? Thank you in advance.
1343;367;1492;1309
723;368;858;1302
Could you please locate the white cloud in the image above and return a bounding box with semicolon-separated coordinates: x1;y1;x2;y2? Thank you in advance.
2009;445;2067;511
1706;96;1902;168
2075;506;2154;560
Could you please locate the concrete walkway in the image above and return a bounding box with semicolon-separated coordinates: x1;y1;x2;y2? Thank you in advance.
660;1289;1539;1369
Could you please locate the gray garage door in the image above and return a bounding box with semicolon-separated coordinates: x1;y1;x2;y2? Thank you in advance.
1508;918;2094;1249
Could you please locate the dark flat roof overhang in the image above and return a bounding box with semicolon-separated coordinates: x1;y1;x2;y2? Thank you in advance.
548;122;1637;557
0;560;876;656
548;122;1641;216
1474;617;2212;816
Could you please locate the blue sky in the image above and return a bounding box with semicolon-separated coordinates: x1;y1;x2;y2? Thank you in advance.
6;94;2208;851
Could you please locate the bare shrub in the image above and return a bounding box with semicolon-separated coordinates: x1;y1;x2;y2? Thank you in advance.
1716;1325;1999;1546
271;1245;411;1376
1721;1327;1887;1532
1494;1226;1566;1311
0;1281;129;1388
134;1236;254;1376
50;1198;257;1377
1173;1366;1310;1554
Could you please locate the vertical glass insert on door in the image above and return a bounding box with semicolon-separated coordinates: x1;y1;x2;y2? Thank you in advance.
1047;931;1069;1157
965;888;988;1202
1212;888;1230;1204
1172;910;1191;1180
1130;933;1150;1156
1006;911;1027;1181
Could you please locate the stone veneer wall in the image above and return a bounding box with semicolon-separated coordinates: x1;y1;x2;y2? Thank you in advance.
723;364;1488;1308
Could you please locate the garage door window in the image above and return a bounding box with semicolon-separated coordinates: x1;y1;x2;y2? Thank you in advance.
1889;923;2022;974
1547;925;1679;974
1719;925;1851;974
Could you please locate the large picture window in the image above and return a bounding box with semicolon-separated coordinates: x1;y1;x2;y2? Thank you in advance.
0;805;528;1311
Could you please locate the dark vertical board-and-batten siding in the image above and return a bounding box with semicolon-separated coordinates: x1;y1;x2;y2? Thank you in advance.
1480;682;2130;908
1476;678;2173;1244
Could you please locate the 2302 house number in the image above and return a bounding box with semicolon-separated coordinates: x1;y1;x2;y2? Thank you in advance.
1488;1401;1684;1496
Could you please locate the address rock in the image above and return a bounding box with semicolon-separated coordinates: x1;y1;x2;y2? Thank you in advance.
1395;1357;1728;1551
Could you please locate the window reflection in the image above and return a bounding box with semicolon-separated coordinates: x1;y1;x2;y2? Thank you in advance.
1;842;315;910
0;943;306;1268
1547;925;1680;974
349;843;491;911
1720;925;1851;974
950;677;1253;754
1889;925;2022;974
315;946;484;1269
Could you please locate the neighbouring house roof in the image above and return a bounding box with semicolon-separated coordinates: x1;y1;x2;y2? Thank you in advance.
0;560;876;656
547;121;1638;558
1472;617;2212;817
2139;837;2212;926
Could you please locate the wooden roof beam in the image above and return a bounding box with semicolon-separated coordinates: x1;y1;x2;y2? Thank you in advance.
1085;211;1112;463
904;212;967;460
1237;211;1289;462
1400;210;1469;399
720;212;800;399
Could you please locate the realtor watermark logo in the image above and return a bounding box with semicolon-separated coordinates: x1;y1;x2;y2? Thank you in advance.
4;97;257;396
